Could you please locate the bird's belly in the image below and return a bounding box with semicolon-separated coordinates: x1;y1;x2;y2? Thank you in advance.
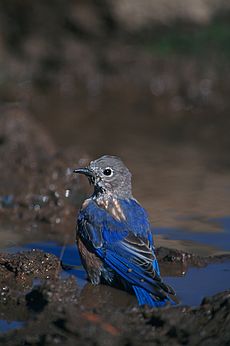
77;237;103;285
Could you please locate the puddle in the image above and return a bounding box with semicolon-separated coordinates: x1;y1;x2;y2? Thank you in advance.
166;261;230;306
157;216;230;305
19;238;230;307
155;216;230;252
0;320;25;334
1;215;229;322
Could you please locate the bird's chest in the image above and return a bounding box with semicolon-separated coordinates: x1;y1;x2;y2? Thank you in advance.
94;195;126;222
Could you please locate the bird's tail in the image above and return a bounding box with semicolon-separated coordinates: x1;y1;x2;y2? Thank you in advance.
133;285;175;308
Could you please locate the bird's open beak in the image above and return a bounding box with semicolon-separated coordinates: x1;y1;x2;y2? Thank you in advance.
73;167;94;177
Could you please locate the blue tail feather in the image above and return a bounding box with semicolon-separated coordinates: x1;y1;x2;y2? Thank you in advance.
133;285;173;308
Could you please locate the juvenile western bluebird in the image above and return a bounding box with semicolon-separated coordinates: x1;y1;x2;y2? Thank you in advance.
74;155;175;307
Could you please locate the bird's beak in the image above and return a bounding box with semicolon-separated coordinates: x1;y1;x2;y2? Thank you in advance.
73;167;95;179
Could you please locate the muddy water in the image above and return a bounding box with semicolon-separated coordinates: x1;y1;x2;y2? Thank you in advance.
31;85;230;253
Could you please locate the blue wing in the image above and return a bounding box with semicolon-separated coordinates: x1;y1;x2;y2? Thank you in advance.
77;198;175;306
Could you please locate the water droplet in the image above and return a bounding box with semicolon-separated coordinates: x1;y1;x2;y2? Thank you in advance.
65;189;70;198
42;195;49;203
66;168;72;176
54;191;60;198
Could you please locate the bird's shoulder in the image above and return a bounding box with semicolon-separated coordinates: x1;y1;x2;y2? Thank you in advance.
77;196;152;246
79;196;150;230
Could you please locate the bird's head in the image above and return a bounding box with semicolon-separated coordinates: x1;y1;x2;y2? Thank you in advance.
74;155;132;198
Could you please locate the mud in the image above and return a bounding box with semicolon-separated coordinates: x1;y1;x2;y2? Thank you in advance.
0;248;229;345
0;106;87;249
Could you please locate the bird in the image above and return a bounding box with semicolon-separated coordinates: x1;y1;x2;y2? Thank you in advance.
74;155;176;307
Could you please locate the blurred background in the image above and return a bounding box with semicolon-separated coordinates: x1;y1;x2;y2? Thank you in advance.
0;0;230;253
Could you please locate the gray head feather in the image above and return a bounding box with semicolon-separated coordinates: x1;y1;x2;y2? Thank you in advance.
88;155;132;199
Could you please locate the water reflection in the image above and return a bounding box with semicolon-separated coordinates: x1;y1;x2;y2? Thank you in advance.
166;262;230;306
0;320;25;334
21;239;230;307
155;216;230;255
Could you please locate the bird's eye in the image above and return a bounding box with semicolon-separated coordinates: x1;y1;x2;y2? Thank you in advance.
103;168;113;176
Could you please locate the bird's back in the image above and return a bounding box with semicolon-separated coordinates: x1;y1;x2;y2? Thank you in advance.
77;196;175;306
